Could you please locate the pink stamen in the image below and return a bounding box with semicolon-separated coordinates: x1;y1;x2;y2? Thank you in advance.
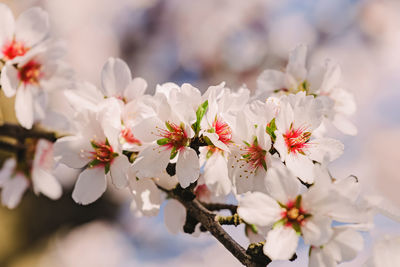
213;117;232;145
283;126;311;154
2;39;29;60
121;128;141;145
18;60;43;85
242;142;267;171
90;141;116;166
158;122;188;151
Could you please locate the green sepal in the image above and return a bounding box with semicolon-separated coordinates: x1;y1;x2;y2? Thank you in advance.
91;140;99;149
192;100;208;135
292;222;302;235
105;138;110;146
243;140;251;147
206;149;214;159
266;118;277;141
273;218;286;229
165;121;174;132
261;159;268;171
88;159;101;168
105;163;110;174
277;201;287;209
157;138;169;146
295;195;302;209
170;147;178;159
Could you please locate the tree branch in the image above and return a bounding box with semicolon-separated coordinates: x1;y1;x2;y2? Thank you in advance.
162;186;269;267
0;123;57;142
201;202;238;215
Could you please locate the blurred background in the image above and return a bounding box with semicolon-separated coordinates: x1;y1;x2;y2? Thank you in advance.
0;0;399;266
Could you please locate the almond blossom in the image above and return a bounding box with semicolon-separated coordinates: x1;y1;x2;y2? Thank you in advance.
238;165;366;261
0;5;48;63
0;139;62;209
131;83;201;188
255;44;357;136
54;99;130;205
273;92;344;183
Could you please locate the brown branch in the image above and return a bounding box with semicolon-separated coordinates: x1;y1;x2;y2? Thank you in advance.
0;140;24;152
201;202;238;215
0;123;57;142
161;186;269;267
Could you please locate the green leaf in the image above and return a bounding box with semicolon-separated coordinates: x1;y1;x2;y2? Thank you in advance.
192;100;208;135
157;138;169;146
266;118;277;141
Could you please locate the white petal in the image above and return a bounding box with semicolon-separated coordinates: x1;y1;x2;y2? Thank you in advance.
308;138;344;163
15;85;34;129
0;4;14;47
265;159;300;204
72;168;107;205
302;215;333;246
1;63;19;97
256;70;286;97
132;144;171;179
0;158;16;187
15;7;49;47
130;178;161;216
203;152;231;196
53;136;92;168
101;57;132;97
287;44;307;82
263;226;299;261
331;228;363;262
124;77;147;102
110;155;130;189
202;132;229;151
164;199;186;234
238;192;282;226
285;153;315;183
154;171;178;190
2;174;28;209
31;168;62;200
332;114;357;136
176;147;200;188
309;247;336;267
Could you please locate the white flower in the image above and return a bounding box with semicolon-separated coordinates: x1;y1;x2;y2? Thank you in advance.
0;158;28;209
256;45;357;136
273;92;344;183
0;5;48;63
228;111;272;194
54;99;131;205
164;199;186;234
364;236;400;267
309;226;364;267
131;83;201;188
238;167;365;261
1;39;72;129
31;139;62;199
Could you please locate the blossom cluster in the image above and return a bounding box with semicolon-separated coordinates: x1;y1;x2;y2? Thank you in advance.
0;4;398;267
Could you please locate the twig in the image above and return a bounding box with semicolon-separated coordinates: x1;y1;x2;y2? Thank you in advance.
201;202;238;215
0;123;57;142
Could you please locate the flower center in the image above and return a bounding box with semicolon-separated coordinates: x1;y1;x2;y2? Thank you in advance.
88;140;117;168
2;39;29;60
18;60;42;85
241;139;267;171
213;117;232;145
279;196;310;230
121;128;141;145
283;125;311;154
157;121;189;151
